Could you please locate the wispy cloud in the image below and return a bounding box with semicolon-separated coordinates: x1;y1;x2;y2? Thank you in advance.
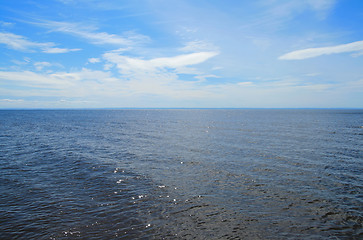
179;40;218;52
0;70;73;88
306;0;336;15
0;98;24;102
272;0;336;19
279;40;363;60
34;20;149;46
0;32;42;51
103;51;219;74
42;47;80;53
34;62;52;71
100;50;219;98
0;21;14;27
0;68;119;98
0;68;195;100
88;58;101;63
0;32;81;53
242;0;336;31
0;67;350;108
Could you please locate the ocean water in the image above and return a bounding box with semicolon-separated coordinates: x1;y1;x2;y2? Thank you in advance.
0;109;362;239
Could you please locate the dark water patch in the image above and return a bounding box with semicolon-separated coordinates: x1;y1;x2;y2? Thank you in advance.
0;141;157;239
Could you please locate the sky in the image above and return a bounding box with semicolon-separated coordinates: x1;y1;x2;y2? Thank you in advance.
0;0;362;108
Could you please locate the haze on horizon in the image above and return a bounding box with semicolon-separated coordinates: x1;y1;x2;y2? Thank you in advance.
0;0;362;109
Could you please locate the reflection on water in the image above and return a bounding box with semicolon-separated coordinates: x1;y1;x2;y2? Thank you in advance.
0;109;362;239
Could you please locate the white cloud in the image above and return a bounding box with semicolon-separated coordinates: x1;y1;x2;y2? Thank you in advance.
237;81;254;86
0;68;118;89
49;68;118;84
0;32;81;53
274;0;336;17
351;51;363;57
34;62;52;71
279;40;363;60
150;52;219;68
0;21;14;27
245;0;336;30
343;79;363;91
0;68;124;102
306;0;335;12
42;47;81;53
195;74;219;82
0;98;24;102
0;70;72;88
0;32;48;51
103;63;114;70
304;73;320;77
98;50;220;98
12;57;31;66
35;20;149;46
88;58;101;63
179;40;218;52
103;51;219;74
1;67;357;108
97;51;219;99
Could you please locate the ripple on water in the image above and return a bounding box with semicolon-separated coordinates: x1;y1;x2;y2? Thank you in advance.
1;109;362;239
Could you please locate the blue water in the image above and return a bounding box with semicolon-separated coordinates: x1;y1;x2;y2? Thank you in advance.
0;109;362;239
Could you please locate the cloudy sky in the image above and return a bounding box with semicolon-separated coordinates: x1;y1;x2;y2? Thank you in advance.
0;0;362;108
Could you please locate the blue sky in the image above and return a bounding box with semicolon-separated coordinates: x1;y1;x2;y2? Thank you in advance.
0;0;362;108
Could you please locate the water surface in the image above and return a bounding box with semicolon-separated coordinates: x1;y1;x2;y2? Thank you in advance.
0;109;362;239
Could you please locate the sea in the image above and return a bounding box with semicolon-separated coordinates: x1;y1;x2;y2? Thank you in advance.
0;109;362;239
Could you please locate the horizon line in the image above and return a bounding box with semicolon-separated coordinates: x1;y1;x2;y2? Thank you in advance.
1;107;362;110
